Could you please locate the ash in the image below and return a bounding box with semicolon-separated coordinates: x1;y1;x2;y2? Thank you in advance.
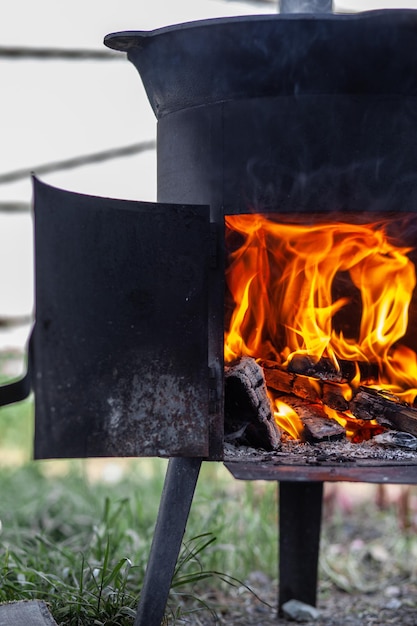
224;437;417;465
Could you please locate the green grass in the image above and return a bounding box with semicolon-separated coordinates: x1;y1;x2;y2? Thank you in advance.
0;456;279;624
0;392;279;625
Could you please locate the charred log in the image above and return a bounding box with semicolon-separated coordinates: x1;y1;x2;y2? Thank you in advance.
261;360;297;395
287;354;378;383
278;395;346;443
287;354;353;382
224;357;281;451
262;360;350;411
322;382;350;412
263;363;320;402
350;387;417;436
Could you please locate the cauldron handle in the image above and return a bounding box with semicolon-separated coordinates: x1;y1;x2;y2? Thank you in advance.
0;332;33;407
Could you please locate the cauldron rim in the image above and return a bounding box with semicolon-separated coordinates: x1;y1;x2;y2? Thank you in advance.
104;9;417;52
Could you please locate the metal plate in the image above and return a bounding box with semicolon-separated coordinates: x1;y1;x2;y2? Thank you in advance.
224;460;417;484
33;178;215;459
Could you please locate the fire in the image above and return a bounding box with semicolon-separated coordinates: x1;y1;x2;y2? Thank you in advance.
273;398;303;440
322;405;384;442
225;214;417;440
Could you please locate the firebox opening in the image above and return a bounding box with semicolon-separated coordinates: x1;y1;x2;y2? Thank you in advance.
224;211;417;453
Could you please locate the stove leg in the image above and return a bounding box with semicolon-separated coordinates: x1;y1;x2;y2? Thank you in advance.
134;457;202;626
278;481;323;611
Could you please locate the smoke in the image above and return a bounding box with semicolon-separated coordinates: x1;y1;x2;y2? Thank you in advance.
279;0;333;12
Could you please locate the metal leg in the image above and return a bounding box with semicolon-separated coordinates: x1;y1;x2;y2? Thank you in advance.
134;457;202;626
278;481;323;611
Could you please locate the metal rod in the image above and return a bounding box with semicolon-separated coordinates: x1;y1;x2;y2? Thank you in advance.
278;481;324;610
0;141;156;185
134;457;202;626
279;0;333;12
0;45;122;60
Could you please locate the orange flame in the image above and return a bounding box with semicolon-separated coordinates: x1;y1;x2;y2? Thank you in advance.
273;398;303;440
225;214;417;405
323;406;384;441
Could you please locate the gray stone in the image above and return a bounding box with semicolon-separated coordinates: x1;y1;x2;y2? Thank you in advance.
0;601;57;626
282;599;321;622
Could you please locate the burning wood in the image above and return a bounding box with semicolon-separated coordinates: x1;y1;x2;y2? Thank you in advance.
224;213;417;450
262;358;417;443
287;354;354;382
224;357;281;451
286;354;378;383
277;394;346;443
225;357;417;448
350;387;417;436
261;359;350;410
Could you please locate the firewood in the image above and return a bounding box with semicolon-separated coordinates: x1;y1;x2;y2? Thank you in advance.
287;354;378;383
263;365;320;402
322;382;350;412
287;354;355;382
261;361;296;395
350;387;417;436
261;360;350;410
278;395;346;443
224;357;281;450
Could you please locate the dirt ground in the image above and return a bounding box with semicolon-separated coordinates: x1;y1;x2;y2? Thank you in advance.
169;577;417;625
169;483;417;625
207;579;417;625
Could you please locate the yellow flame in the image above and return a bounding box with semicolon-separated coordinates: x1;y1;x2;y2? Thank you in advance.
273;398;303;440
225;214;417;402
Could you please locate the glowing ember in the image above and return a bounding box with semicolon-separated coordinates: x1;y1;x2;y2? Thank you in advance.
225;214;417;441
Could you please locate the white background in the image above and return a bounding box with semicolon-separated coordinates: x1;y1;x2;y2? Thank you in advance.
0;0;415;350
